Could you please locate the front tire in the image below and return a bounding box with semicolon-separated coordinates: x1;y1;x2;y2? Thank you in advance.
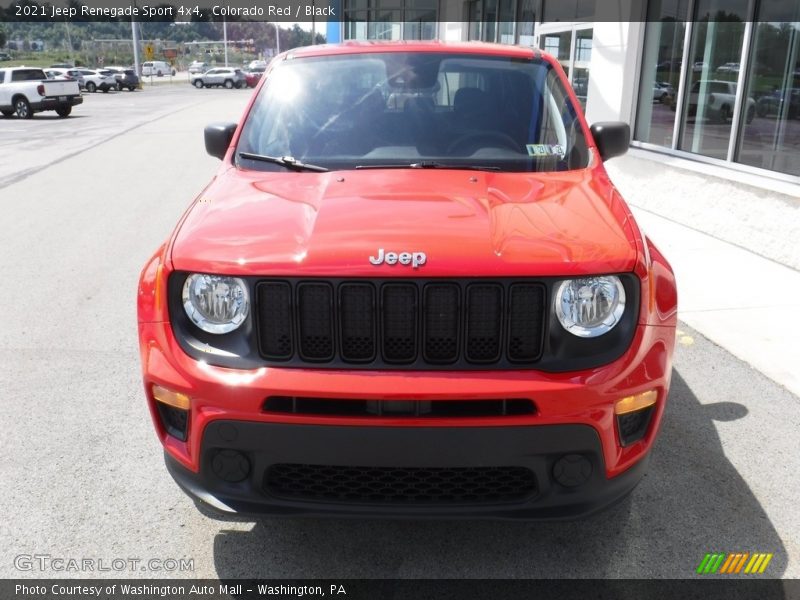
55;106;72;118
117;82;123;91
128;86;136;92
14;97;32;119
194;79;204;89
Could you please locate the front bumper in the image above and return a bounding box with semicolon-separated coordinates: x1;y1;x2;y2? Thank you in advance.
166;422;650;520
140;312;674;518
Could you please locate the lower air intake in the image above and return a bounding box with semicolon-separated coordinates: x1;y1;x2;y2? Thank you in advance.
264;463;537;504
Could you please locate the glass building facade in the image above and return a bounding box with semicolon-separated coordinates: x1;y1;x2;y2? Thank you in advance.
634;0;800;178
341;0;438;41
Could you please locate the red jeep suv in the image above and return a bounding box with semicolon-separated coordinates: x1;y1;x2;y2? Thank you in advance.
137;42;677;519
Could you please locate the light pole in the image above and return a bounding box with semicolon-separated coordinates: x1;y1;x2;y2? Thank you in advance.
223;17;228;67
131;19;141;77
273;22;280;55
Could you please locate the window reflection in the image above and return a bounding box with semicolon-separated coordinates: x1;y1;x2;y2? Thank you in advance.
634;0;690;147
737;19;800;176
678;0;748;160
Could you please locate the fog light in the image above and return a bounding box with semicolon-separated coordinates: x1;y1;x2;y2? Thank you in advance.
152;384;190;441
211;449;251;483
552;454;593;488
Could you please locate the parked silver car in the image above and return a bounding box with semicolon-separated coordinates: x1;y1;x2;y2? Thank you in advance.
190;67;246;89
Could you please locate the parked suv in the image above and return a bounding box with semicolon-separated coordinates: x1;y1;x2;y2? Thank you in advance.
76;68;116;93
138;42;677;520
115;69;140;91
190;67;246;89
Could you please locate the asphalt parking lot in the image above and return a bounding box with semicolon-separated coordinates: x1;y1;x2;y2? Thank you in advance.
0;86;797;579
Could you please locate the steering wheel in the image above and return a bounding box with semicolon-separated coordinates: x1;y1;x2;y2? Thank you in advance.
446;131;521;155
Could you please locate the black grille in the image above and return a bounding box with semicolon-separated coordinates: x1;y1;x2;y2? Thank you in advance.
339;284;376;361
466;284;503;362
257;282;293;358
263;396;536;417
297;283;334;361
508;284;546;362
264;463;537;504
382;284;418;362
256;279;546;368
423;284;460;363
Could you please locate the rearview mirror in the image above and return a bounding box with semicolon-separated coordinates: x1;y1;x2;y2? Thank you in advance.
589;122;630;161
204;122;237;160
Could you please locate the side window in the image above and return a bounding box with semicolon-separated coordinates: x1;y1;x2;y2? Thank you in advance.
12;69;46;82
711;82;728;94
0;72;5;84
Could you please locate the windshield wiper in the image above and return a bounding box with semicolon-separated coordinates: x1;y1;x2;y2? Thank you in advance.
355;161;500;171
238;152;329;172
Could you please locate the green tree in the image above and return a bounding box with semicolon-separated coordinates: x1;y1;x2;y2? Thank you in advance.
0;26;6;49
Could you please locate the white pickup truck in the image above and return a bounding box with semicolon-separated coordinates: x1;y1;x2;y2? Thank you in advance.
0;67;83;119
674;79;755;124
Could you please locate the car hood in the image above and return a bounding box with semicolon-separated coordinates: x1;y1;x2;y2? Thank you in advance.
170;166;639;277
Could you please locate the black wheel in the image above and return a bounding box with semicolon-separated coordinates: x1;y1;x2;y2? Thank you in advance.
1;110;14;118
224;79;233;89
746;106;755;124
86;81;96;93
14;97;32;119
659;92;668;104
719;104;731;123
194;79;204;89
102;87;109;93
128;86;136;92
756;103;768;118
171;69;176;76
117;82;123;91
55;106;72;118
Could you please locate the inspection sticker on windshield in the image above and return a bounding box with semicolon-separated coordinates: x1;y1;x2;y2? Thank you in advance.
526;144;565;158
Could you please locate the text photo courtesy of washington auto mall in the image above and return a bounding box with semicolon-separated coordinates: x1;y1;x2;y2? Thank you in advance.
1;0;799;599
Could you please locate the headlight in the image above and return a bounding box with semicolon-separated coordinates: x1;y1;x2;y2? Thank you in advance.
182;274;249;334
554;276;626;338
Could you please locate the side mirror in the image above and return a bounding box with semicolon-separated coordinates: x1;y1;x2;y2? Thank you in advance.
204;122;237;160
589;122;630;161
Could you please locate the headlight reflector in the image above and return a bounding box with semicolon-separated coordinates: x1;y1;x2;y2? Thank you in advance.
182;274;249;334
554;276;626;338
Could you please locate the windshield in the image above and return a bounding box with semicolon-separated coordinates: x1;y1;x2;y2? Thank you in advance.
236;52;590;173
